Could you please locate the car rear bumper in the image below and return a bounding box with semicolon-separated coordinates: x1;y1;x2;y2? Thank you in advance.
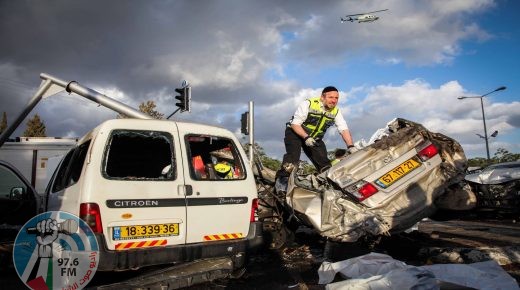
97;221;263;271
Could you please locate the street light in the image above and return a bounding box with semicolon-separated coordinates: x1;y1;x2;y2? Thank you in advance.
458;86;507;162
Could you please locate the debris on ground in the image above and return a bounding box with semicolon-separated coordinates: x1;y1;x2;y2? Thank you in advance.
318;252;520;290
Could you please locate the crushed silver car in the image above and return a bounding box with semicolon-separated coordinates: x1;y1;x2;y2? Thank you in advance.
464;161;520;213
272;118;475;243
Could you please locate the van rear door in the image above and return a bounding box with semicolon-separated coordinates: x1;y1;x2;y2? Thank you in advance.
46;120;188;251
97;126;187;251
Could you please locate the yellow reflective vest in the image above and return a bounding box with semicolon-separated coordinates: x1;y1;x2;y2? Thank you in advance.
302;97;338;139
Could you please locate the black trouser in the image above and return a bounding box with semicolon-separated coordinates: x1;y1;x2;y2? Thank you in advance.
278;127;331;177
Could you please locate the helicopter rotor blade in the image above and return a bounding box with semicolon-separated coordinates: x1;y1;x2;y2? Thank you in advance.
365;9;388;14
343;9;387;18
343;13;364;17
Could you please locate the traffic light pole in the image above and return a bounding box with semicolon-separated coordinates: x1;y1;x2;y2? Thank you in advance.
167;108;181;119
168;82;191;119
248;101;254;163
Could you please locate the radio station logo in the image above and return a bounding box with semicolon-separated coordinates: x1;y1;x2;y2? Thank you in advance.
13;211;99;290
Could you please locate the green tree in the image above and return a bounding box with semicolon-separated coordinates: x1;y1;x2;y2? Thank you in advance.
139;101;164;119
262;157;282;172
492;148;520;163
117;100;164;119
299;160;316;174
244;142;318;174
244;142;281;171
467;157;488;168
467;147;520;168
0;112;7;134
23;114;46;137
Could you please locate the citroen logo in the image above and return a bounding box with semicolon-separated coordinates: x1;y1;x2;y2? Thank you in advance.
383;155;393;164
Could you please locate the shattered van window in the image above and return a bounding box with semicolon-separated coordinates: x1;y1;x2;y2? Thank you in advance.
103;130;175;180
185;135;245;181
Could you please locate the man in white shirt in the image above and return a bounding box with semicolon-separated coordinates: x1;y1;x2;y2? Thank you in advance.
277;86;355;178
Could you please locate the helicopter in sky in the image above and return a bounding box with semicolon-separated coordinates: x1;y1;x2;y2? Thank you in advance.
340;9;388;23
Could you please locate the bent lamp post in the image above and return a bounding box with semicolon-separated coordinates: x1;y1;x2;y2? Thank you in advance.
458;86;507;162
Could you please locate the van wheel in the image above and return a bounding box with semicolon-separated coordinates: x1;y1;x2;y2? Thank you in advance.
264;222;294;250
229;267;246;279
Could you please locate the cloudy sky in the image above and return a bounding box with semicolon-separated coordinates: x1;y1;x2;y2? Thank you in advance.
1;0;519;160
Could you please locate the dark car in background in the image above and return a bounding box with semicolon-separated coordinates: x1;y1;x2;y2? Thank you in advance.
0;160;41;243
464;161;520;213
0;160;41;269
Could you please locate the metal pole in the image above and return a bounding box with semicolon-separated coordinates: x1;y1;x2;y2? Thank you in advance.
0;79;52;147
167;108;181;119
458;86;506;162
40;73;152;120
1;73;153;148
480;97;490;162
248;101;254;163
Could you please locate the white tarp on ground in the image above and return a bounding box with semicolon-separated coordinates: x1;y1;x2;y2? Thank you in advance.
318;252;519;290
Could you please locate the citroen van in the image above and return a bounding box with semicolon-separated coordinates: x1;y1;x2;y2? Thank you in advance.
44;118;262;271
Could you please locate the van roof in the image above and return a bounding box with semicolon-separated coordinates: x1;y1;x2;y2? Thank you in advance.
80;118;236;142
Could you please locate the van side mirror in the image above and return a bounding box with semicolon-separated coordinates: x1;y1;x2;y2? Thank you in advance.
10;187;25;200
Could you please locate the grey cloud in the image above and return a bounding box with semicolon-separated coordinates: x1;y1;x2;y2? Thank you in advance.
506;114;520;128
0;0;506;160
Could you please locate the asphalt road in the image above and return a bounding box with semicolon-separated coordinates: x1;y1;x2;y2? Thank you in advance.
1;213;519;289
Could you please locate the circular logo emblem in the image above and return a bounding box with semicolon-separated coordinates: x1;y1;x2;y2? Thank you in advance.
13;211;99;290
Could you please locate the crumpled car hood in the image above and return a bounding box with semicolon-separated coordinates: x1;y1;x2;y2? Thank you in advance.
285;118;469;242
465;161;520;185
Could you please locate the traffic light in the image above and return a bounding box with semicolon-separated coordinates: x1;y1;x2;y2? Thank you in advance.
241;112;249;135
175;86;191;112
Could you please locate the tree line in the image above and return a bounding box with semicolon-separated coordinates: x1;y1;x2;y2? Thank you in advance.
1;104;518;169
250;142;519;173
1;111;47;137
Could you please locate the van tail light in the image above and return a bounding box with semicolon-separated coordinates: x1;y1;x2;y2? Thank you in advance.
346;181;379;201
250;198;259;222
80;203;103;233
417;143;438;161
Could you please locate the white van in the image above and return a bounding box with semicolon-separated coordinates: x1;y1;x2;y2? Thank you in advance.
44;118;263;271
0;137;77;193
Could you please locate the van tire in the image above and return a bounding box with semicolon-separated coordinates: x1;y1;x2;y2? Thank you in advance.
263;222;295;250
229;267;247;279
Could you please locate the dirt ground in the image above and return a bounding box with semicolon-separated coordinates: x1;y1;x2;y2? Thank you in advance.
186;213;520;289
2;213;518;289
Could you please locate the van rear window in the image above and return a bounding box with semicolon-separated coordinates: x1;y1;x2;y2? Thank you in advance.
103;130;175;180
